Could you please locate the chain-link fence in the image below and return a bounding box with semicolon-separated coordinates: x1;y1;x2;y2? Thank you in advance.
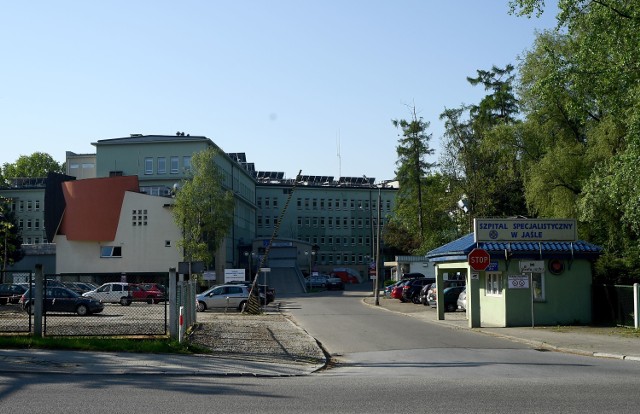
0;270;33;333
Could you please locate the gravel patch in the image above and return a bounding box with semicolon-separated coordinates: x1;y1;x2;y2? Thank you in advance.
188;313;326;365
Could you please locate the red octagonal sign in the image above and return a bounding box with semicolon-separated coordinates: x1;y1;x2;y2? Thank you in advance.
468;248;490;271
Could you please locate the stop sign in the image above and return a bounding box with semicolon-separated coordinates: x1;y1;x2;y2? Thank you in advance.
468;248;490;271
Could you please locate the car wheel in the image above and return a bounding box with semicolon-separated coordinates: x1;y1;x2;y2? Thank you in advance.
412;295;421;304
196;301;206;312
146;296;154;304
76;304;88;316
446;303;457;312
237;300;247;312
120;297;132;306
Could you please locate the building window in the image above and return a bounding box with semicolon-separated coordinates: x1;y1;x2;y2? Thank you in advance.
34;219;40;229
273;198;278;208
257;197;262;208
27;200;32;211
265;198;270;208
170;156;179;173
304;198;310;209
157;157;167;174
26;219;32;229
183;156;191;171
297;217;302;226
144;157;153;175
35;200;40;211
19;201;24;212
486;273;502;296
532;273;545;301
327;199;332;210
312;199;317;209
320;199;325;209
257;216;263;227
18;219;23;228
265;217;271;226
101;246;122;258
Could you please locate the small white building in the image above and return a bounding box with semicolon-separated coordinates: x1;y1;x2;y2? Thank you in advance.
54;176;182;277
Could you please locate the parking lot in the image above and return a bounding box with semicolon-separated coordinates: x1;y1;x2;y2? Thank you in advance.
0;301;168;336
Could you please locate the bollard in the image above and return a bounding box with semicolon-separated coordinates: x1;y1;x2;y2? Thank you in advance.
178;306;184;343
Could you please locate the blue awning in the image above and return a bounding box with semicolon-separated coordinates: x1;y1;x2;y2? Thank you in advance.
426;233;602;263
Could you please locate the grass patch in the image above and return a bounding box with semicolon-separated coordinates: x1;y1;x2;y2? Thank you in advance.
0;335;211;354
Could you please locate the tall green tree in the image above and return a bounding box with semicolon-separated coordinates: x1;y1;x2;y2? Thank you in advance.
0;198;24;276
172;147;234;268
511;0;640;281
1;152;64;183
439;64;525;223
389;105;437;253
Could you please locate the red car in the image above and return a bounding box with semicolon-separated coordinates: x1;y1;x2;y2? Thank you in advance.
130;284;164;304
390;281;409;300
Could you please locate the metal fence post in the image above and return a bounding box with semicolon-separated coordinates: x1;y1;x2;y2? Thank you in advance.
634;283;639;329
34;264;43;338
169;267;177;339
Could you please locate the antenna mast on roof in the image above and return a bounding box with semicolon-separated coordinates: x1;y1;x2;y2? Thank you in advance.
336;130;341;179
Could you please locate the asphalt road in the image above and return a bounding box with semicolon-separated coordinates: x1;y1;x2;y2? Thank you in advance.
2;286;640;413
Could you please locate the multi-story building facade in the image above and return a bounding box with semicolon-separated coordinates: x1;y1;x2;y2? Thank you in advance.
252;173;397;280
4;133;399;287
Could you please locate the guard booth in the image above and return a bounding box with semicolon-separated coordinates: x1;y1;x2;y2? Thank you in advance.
426;218;602;328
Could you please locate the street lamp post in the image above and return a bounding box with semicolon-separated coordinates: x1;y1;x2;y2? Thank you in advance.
374;185;381;306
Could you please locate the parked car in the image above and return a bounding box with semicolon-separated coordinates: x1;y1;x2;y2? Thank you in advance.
421;280;465;306
418;283;435;305
401;278;435;304
63;282;98;295
0;283;29;305
429;285;466;312
83;282;134;306
129;284;164;304
384;281;404;298
20;286;104;316
196;284;263;312
326;275;345;290
330;268;361;284
457;287;467;311
227;281;275;304
390;280;409;300
307;274;328;288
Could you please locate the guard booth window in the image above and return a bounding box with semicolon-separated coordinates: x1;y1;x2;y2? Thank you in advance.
532;273;545;301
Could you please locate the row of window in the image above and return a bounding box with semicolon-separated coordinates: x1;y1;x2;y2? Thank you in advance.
257;196;392;212
18;218;43;230
257;215;386;229
314;254;372;266
144;156;191;175
11;199;41;212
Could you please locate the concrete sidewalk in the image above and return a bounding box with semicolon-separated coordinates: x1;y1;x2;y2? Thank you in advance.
366;296;640;362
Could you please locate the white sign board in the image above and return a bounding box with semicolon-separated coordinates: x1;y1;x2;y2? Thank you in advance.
508;275;530;289
203;271;216;281
519;260;545;273
224;268;246;283
474;218;577;242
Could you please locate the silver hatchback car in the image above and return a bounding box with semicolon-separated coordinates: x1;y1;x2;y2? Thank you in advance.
196;284;264;312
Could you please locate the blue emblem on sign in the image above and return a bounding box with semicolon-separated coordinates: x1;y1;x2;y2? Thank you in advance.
489;230;498;239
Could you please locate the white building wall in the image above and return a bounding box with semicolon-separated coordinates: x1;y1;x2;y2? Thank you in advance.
55;192;182;274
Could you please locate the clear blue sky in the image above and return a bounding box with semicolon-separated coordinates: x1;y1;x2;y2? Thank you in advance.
1;0;557;181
